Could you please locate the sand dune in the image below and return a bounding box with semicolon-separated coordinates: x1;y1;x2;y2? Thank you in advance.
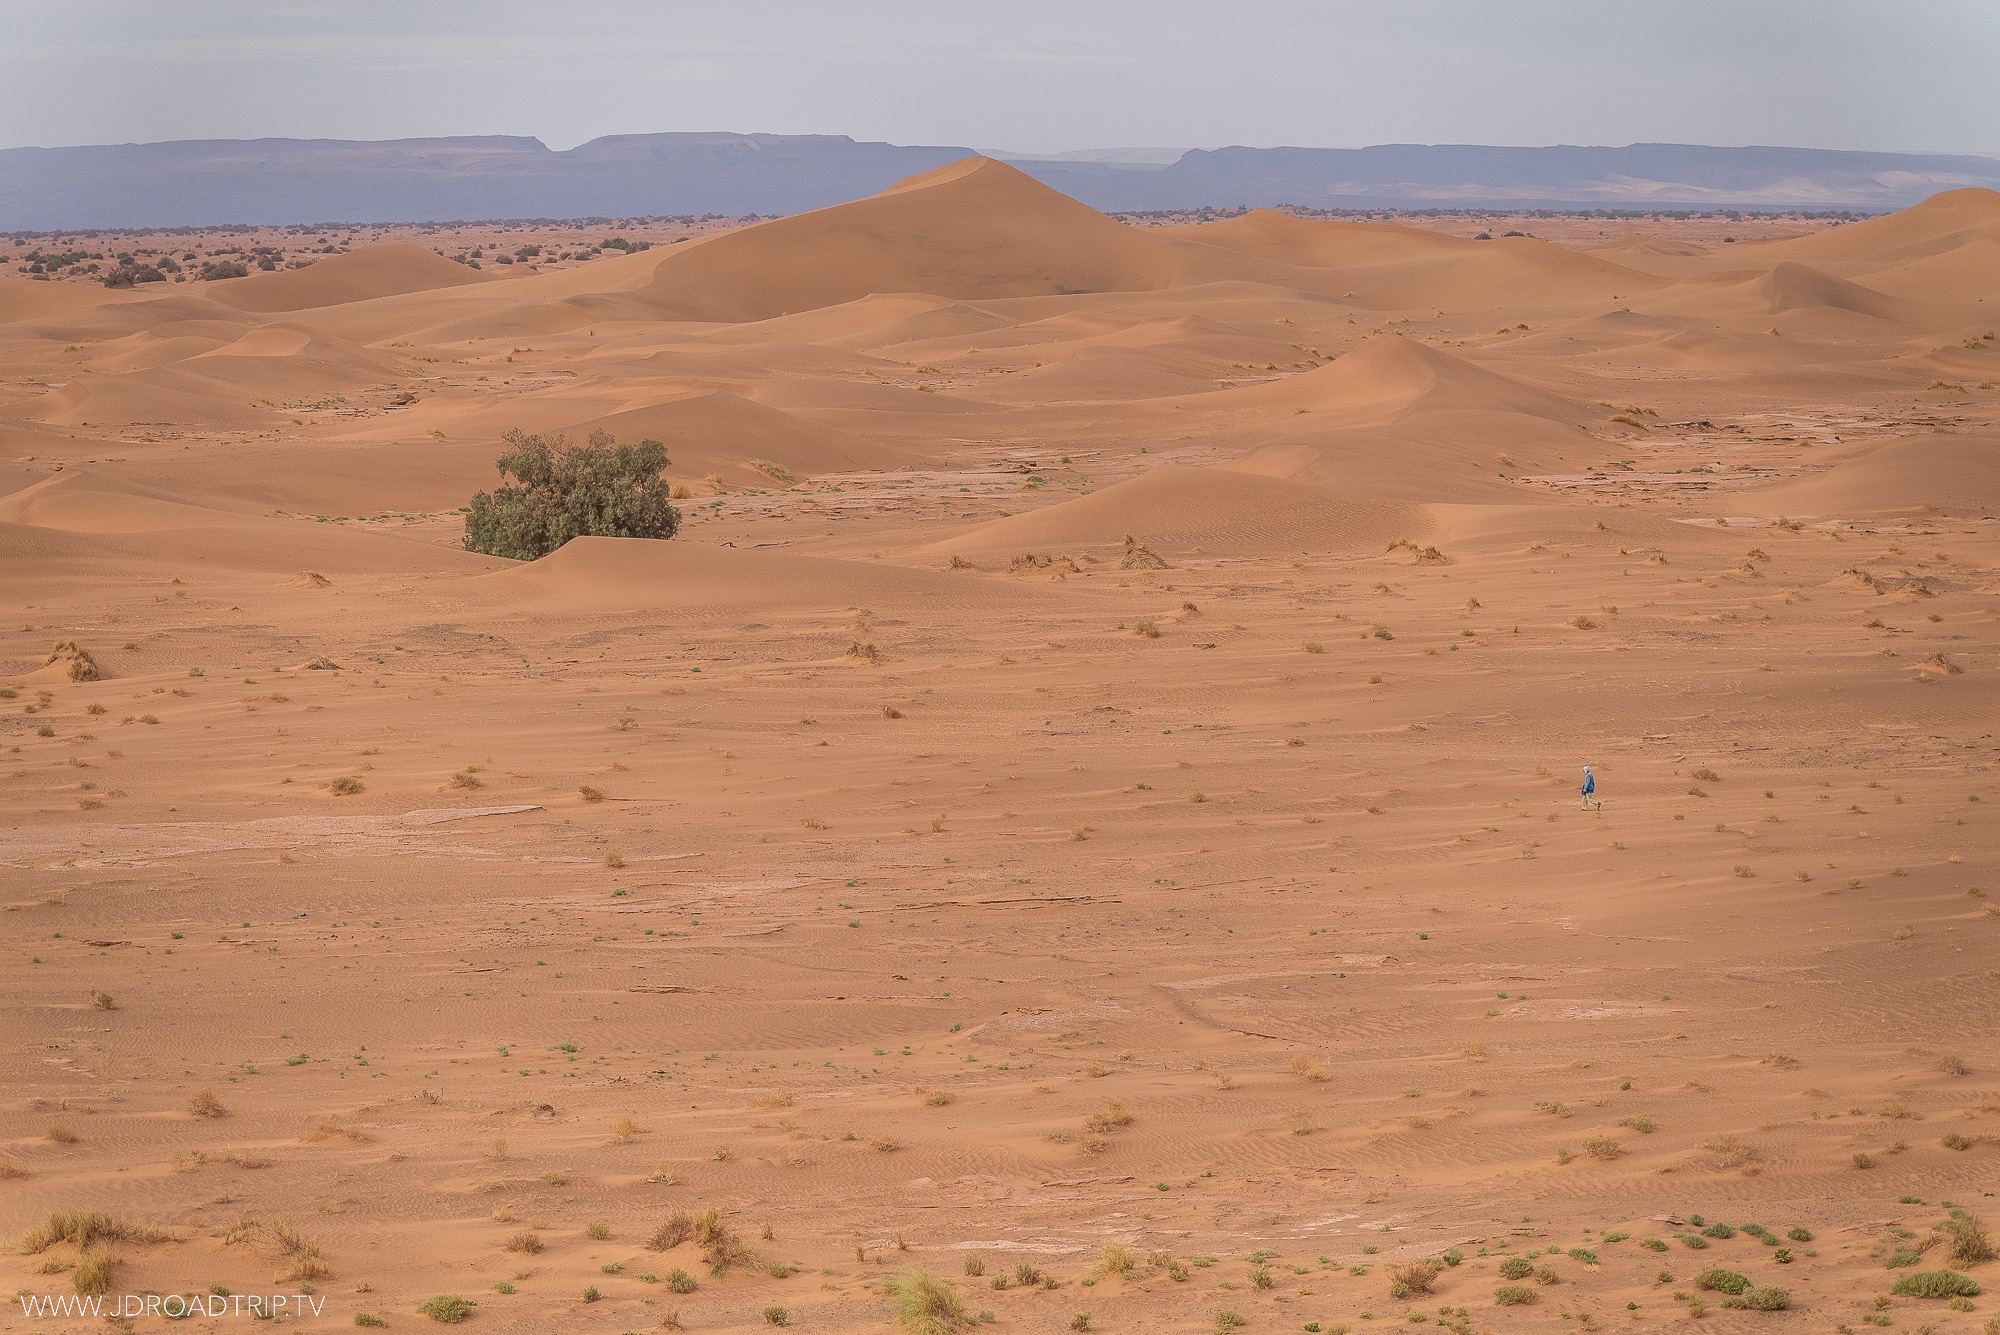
203;244;496;313
2;167;1997;1335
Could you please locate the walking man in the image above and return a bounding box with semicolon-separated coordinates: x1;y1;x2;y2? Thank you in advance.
1581;765;1600;811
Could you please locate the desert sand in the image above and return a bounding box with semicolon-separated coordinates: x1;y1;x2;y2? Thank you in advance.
2;158;1997;1334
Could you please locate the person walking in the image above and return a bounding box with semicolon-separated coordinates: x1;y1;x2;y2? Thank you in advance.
1581;765;1600;811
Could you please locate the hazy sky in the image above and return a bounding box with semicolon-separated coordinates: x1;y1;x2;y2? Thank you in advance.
3;1;1995;156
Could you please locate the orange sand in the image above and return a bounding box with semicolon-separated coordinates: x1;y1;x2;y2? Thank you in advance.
2;160;1996;1335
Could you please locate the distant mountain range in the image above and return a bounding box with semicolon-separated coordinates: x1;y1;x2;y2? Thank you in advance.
5;132;1997;230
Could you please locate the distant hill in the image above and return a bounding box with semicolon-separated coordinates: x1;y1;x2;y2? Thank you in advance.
0;133;977;230
1010;143;2000;213
5;132;1997;230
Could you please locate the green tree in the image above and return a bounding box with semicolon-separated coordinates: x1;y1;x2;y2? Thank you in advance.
464;429;679;560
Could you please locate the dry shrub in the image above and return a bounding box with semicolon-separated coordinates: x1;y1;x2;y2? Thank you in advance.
578;785;606;803
872;1134;902;1153
1389;1261;1441;1297
1583;1136;1623;1160
0;1160;27;1180
1289;1054;1327;1082
1703;1132;1755;1169
1461;1041;1486;1060
610;1115;643;1143
47;640;99;682
188;1088;228;1118
507;1231;543;1254
46;1123;78;1144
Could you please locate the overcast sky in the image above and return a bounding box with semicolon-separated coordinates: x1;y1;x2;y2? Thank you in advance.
3;1;1994;156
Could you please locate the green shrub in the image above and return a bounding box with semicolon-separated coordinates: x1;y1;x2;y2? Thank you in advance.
1676;1233;1709;1250
1702;1224;1734;1240
1639;1238;1668;1252
1216;1312;1247;1332
1568;1249;1599;1266
416;1295;472;1324
1891;1272;1981;1299
1721;1286;1791;1311
1786;1227;1812;1243
1695;1270;1750;1295
1886;1249;1924;1269
1495;1285;1537;1306
763;1306;790;1326
666;1269;696;1294
1498;1257;1534;1280
355;1316;388;1328
464;429;680;560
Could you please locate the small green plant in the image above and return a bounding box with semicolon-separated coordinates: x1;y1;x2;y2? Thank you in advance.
1216;1311;1247;1333
416;1294;472;1324
666;1269;696;1293
1721;1287;1791;1311
1695;1270;1749;1295
1495;1285;1537;1306
1892;1272;1980;1299
355;1315;388;1328
1639;1238;1667;1252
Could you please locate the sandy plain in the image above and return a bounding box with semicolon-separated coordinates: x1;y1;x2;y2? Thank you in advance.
1;158;1997;1335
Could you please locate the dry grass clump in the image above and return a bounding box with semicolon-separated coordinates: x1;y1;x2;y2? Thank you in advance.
578;785;606;802
1290;1054;1328;1082
73;1243;118;1295
20;1210;168;1254
649;1209;694;1251
507;1231;543;1254
188;1088;228;1118
301;1120;372;1144
1084;1102;1133;1132
872;1134;902;1153
610;1115;644;1143
46;1123;79;1143
889;1265;972;1334
1945;1214;1995;1267
273;1221;331;1282
848;640;882;663
1582;1135;1623;1160
695;1208;751;1273
1089;1243;1137;1279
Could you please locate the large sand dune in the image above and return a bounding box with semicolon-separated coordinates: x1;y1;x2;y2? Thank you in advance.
1;162;1996;1335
